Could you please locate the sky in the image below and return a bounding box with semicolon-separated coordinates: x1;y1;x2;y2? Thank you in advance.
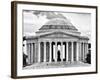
23;10;91;39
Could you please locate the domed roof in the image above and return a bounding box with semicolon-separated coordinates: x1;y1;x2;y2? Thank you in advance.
39;18;78;31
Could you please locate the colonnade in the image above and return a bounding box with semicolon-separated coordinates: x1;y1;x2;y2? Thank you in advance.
25;41;88;64
38;41;88;63
26;43;35;64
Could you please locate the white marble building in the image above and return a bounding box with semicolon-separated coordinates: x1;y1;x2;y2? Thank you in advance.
23;18;89;66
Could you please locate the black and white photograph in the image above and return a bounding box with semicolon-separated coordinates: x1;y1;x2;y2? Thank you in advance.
11;1;97;78
23;10;91;69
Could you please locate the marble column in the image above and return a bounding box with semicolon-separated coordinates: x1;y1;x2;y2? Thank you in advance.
63;44;65;60
84;43;86;60
76;42;79;61
38;42;40;63
86;43;88;54
61;42;63;62
55;42;57;62
71;42;74;62
30;43;33;64
66;42;69;62
82;42;85;62
49;41;52;62
33;43;35;63
44;42;46;62
35;43;37;63
79;42;81;61
84;43;87;61
27;43;31;64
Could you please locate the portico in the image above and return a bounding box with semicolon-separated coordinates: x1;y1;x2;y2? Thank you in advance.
26;40;88;64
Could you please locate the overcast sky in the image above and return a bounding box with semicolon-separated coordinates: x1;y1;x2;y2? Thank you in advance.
23;10;91;39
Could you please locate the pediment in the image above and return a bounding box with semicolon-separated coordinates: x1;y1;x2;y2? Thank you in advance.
39;32;79;39
45;33;70;38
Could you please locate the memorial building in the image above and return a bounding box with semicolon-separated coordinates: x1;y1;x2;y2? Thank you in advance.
23;18;89;65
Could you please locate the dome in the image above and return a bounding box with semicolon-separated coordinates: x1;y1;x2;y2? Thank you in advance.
39;18;78;31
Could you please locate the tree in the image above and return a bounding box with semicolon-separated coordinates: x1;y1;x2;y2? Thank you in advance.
23;53;28;67
85;50;91;64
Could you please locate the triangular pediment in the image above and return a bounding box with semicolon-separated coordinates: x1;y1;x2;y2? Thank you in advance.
39;31;79;39
44;32;70;38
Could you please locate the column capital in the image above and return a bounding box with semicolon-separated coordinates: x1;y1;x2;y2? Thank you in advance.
82;41;86;44
49;41;52;43
38;41;41;43
70;41;74;43
55;41;57;45
66;41;69;43
79;41;81;44
43;41;46;43
76;41;80;43
61;42;63;45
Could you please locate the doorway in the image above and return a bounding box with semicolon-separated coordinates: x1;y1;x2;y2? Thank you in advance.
57;50;61;62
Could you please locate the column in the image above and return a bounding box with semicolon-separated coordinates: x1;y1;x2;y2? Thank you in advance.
35;43;37;63
27;43;31;64
49;41;52;62
30;43;33;64
84;43;86;60
66;42;69;62
86;43;88;54
61;42;63;62
84;43;87;61
63;44;65;60
44;42;46;62
33;43;35;63
76;42;79;61
71;42;74;62
82;42;84;62
38;42;40;63
79;42;81;61
55;42;57;62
